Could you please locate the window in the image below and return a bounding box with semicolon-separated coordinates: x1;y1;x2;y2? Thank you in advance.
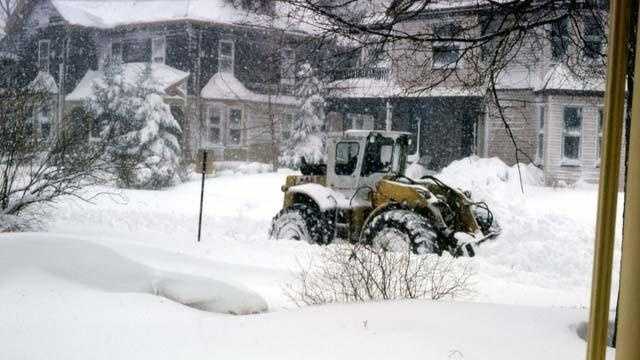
219;40;235;74
537;106;545;163
480;17;501;61
37;104;51;139
152;36;166;64
362;137;395;176
335;142;360;175
90;116;101;139
207;105;223;144
111;41;123;61
562;106;582;163
345;113;374;130
551;17;569;61
597;108;604;161
432;23;461;69
281;113;294;141
228;108;242;145
584;16;604;60
280;48;296;85
38;40;50;73
123;39;149;63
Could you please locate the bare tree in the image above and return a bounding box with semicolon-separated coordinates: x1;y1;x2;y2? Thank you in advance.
0;88;111;230
286;244;475;306
0;0;16;34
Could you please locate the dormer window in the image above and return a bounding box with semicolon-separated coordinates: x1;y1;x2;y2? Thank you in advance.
38;40;50;73
219;40;235;74
584;16;604;60
152;36;166;64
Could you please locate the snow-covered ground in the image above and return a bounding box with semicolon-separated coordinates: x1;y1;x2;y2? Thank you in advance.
0;157;621;359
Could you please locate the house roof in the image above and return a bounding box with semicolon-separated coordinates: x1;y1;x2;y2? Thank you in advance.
328;77;482;99
48;0;311;33
534;63;605;93
200;72;298;105
28;71;59;93
66;62;189;102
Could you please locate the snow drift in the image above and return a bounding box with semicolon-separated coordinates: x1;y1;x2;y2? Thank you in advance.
0;234;268;315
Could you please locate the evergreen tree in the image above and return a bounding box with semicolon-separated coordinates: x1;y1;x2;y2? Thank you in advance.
85;60;183;189
280;63;326;168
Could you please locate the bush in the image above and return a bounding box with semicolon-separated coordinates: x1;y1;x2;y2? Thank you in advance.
286;244;475;306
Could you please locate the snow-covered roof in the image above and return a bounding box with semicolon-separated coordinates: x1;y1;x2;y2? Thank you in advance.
66;62;189;102
328;77;482;99
50;0;311;33
28;71;59;94
200;72;298;105
535;63;605;93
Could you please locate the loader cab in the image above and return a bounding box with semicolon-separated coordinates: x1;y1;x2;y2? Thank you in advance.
326;130;409;192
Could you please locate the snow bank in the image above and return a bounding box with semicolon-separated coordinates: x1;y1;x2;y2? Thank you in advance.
213;161;273;176
0;234;268;315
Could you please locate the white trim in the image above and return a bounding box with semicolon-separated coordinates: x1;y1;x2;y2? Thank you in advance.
536;105;546;165
561;105;583;166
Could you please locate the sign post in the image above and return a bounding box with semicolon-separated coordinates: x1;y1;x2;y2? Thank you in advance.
196;149;214;243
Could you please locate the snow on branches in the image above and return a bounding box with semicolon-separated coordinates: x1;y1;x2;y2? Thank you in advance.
280;63;326;168
86;59;183;189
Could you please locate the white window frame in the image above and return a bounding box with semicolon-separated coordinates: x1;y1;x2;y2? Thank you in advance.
536;105;545;165
596;107;604;165
432;23;461;69
38;39;50;73
227;107;243;146
151;36;166;64
561;106;583;166
550;17;570;61
218;40;235;74
583;15;604;60
280;48;296;85
110;40;123;61
206;104;224;145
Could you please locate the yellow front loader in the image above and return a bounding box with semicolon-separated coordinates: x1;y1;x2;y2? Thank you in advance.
269;130;499;256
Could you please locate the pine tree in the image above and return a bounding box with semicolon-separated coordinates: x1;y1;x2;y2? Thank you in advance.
280;63;326;168
85;60;183;189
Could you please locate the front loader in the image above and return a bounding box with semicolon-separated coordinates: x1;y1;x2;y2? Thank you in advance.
269;130;500;256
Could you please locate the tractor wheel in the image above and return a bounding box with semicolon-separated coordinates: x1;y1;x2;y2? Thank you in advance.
362;210;441;255
269;204;328;244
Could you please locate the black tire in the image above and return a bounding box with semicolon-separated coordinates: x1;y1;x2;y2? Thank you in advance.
269;203;328;244
362;209;441;255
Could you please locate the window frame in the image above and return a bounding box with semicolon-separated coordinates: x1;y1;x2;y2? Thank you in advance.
583;15;604;60
334;141;360;176
536;105;546;165
596;107;604;164
227;107;243;146
280;48;296;85
151;36;166;64
218;39;235;74
206;103;224;145
111;40;123;61
38;39;51;73
561;106;583;166
550;17;570;61
281;112;294;142
432;23;462;69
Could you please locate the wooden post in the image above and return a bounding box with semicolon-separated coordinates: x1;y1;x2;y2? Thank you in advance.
614;4;640;358
586;0;630;359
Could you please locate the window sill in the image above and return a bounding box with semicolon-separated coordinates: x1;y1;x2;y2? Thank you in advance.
560;161;582;168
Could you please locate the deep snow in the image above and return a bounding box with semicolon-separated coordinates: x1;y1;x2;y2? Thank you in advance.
0;156;622;359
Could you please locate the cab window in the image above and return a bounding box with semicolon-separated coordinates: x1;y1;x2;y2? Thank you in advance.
335;142;360;175
362;137;395;175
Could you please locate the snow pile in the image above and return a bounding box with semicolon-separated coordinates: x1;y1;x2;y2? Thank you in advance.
0;234;268;315
200;72;297;105
213;161;273;176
